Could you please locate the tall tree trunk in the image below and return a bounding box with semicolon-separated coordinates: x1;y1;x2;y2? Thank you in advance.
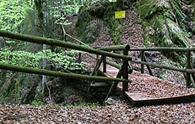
34;0;47;94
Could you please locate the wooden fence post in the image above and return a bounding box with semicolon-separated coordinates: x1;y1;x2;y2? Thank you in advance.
91;56;103;76
102;55;106;73
77;43;82;63
141;51;145;73
78;53;82;63
122;45;130;92
186;50;191;87
143;55;153;76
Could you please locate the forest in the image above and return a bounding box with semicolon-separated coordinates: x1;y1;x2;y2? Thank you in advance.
0;0;195;123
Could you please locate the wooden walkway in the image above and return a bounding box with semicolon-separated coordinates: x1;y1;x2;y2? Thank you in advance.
102;65;195;106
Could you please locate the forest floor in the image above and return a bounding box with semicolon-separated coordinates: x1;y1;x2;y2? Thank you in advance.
1;7;195;124
1;102;195;124
1;72;195;124
1;66;195;123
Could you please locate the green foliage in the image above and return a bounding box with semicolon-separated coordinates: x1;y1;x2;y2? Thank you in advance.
31;99;45;107
0;73;24;104
0;0;33;32
0;49;86;73
106;18;122;45
76;0;123;44
49;0;84;26
136;0;192;66
137;0;159;19
137;0;190;48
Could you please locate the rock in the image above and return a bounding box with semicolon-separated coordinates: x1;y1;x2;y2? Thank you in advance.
105;97;117;105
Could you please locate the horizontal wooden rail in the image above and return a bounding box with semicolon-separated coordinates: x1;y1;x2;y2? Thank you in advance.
0;31;131;60
0;63;130;82
131;60;195;73
130;47;195;52
65;33;91;48
95;45;195;52
97;45;126;51
106;61;121;69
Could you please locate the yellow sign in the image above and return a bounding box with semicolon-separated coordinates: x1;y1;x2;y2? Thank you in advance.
115;11;126;19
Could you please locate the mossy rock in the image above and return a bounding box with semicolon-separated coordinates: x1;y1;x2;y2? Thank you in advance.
136;0;191;47
76;0;124;45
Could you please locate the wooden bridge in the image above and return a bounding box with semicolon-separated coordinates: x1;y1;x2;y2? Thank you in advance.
1;30;195;106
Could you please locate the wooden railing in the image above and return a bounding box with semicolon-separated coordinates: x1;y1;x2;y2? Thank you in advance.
1;30;194;90
0;31;131;92
94;45;131;92
99;45;195;87
130;47;195;87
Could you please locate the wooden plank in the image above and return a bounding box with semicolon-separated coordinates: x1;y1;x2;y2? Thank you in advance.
125;92;195;107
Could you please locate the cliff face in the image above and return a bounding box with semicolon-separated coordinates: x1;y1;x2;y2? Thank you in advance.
75;0;195;84
76;0;195;46
76;0;195;63
136;0;192;47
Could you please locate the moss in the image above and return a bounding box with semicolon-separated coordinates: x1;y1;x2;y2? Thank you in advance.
76;1;123;45
136;0;190;46
104;17;123;45
0;76;22;104
135;0;192;66
166;19;190;46
137;0;158;19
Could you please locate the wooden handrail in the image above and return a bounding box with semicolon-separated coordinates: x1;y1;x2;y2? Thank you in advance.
131;60;195;73
0;63;130;82
96;45;195;52
130;47;195;52
0;30;131;60
129;46;195;87
97;45;126;51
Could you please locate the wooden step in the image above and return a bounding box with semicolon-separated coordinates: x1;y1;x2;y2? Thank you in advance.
125;92;195;107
